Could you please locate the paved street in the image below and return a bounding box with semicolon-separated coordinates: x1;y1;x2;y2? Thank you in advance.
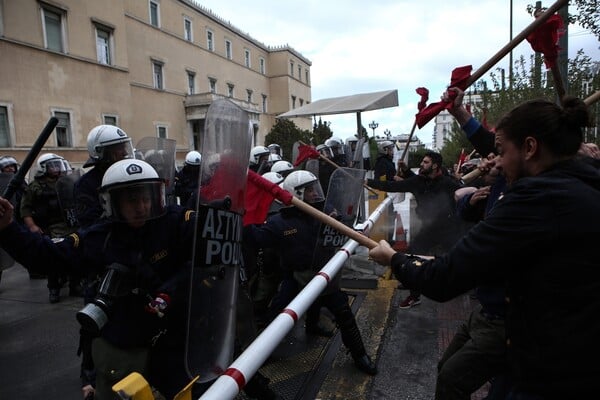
0;257;486;400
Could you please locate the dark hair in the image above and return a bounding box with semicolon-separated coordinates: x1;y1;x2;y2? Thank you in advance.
495;96;589;157
424;151;443;167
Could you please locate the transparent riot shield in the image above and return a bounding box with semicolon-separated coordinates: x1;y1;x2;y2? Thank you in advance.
185;99;252;383
351;138;365;170
134;137;177;193
323;167;366;232
305;159;319;177
56;170;81;228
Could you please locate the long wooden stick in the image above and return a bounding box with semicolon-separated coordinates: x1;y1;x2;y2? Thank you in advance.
465;0;569;88
584;90;600;106
550;64;567;105
399;120;417;162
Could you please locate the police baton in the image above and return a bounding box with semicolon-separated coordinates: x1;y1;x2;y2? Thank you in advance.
3;117;58;200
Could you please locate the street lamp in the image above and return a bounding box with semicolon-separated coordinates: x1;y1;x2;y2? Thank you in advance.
368;120;379;137
383;129;391;139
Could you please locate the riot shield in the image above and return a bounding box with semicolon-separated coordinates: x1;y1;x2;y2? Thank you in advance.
186;99;252;382
323;167;366;232
55;171;81;228
351;138;365;170
134;137;177;193
292;141;300;165
305;159;319;177
0;173;15;271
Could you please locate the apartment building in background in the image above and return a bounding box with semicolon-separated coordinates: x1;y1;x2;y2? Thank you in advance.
0;0;312;165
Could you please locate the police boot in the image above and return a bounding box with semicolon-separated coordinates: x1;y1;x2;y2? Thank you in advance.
243;371;282;400
336;304;378;376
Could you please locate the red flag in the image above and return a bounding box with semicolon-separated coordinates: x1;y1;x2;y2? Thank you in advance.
244;170;293;226
293;144;320;167
415;65;472;128
416;87;429;111
526;14;564;69
458;148;467;166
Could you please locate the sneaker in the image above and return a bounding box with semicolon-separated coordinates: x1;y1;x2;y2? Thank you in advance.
399;295;420;309
49;288;60;303
352;353;378;375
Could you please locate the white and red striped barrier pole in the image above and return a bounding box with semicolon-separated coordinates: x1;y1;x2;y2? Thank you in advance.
199;196;394;399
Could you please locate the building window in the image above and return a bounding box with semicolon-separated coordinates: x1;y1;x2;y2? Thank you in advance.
298;65;302;80
290;60;294;76
209;78;216;93
227;83;234;98
149;0;160;27
244;49;251;68
262;94;267;113
187;71;195;95
246;89;253;103
206;30;214;51
157;125;167;139
95;25;113;65
152;61;163;90
225;40;232;59
41;6;65;52
291;95;296;108
259;57;265;74
305;69;309;84
0;106;11;147
53;111;72;147
184;17;192;41
103;114;118;126
299;99;304;107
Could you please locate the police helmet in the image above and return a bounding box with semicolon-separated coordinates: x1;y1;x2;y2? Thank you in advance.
268;143;282;157
261;171;284;185
99;159;166;225
36;153;67;177
185;151;202;166
84;125;134;167
0;156;18;172
271;160;294;177
325;137;344;155
377;140;394;155
316;144;333;159
249;146;271;166
282;170;324;204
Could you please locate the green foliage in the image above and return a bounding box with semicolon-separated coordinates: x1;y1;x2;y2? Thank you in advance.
440;121;476;168
527;1;600;40
265;119;311;162
312;117;334;145
407;147;430;169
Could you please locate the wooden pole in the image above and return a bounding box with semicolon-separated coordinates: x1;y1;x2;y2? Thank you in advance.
465;0;569;88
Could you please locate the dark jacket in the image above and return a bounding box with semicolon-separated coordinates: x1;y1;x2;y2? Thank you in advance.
367;174;462;254
373;155;396;181
391;159;600;397
0;206;195;347
74;166;107;228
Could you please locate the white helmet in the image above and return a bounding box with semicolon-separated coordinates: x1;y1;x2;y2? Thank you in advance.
377;140;394;155
261;171;284;185
267;153;282;164
325;137;344;155
282;170;324;204
271;160;294;177
249;146;270;166
316;144;333;159
36;153;66;177
99;159;166;224
85;125;133;167
185;150;202;166
0;156;18;172
268;143;282;157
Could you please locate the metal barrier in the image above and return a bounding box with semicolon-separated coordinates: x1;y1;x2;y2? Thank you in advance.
199;196;393;399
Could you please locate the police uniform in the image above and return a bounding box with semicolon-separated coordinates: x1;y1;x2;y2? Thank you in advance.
0;205;197;399
244;205;377;375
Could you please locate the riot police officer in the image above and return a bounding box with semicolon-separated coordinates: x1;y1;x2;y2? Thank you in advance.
243;170;378;376
173;150;201;206
20;153;81;303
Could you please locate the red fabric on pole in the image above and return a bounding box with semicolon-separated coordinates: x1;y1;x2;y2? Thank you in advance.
416;87;429;111
415;65;473;128
526;14;564;69
293;144;320;167
244;170;293;226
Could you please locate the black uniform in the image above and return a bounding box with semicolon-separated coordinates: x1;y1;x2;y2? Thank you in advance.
0;206;197;399
373;154;396;181
391;159;600;398
173;165;199;206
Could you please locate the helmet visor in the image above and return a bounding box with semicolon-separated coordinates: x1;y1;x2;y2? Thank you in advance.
300;180;325;204
107;181;165;226
103;140;134;164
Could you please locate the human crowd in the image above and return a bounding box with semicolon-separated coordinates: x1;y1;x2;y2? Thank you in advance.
0;87;598;400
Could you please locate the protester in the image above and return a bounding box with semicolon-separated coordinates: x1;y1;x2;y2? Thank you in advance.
367;151;463;308
244;170;378;376
369;96;599;399
373;140;398;181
